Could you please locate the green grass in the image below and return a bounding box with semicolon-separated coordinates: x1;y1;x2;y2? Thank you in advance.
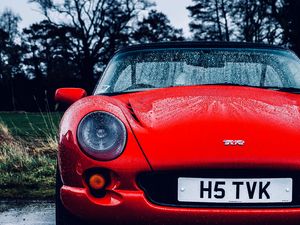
0;112;61;140
0;112;61;199
0;144;56;199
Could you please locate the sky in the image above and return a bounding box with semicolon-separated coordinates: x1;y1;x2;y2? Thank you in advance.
0;0;193;36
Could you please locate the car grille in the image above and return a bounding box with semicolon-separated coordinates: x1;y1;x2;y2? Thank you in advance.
137;169;300;208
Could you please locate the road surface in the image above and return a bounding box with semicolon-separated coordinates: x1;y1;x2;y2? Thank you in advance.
0;201;54;225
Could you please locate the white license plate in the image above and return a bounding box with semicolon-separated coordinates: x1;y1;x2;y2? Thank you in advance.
178;178;292;203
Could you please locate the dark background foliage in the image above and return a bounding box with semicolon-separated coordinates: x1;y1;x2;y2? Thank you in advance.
0;0;299;112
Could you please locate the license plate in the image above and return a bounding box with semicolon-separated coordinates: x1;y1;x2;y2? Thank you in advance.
178;178;292;203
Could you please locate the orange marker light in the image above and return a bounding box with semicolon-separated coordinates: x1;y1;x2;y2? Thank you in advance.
89;174;106;190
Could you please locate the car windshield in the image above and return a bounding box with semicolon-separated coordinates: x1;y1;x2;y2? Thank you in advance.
94;48;300;94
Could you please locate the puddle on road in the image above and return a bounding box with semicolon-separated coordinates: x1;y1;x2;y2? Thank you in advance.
0;201;55;225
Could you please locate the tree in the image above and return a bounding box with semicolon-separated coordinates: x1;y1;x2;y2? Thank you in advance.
187;0;284;44
0;9;23;80
270;0;300;55
22;21;79;81
232;0;283;44
132;10;184;43
187;0;232;41
0;9;23;110
0;8;21;42
21;20;83;110
29;0;151;91
0;29;9;80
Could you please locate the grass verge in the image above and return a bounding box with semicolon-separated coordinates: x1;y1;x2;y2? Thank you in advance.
0;112;60;199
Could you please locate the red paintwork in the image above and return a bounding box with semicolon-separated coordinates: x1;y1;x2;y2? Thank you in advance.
55;88;87;105
61;186;300;225
58;85;300;224
118;86;300;170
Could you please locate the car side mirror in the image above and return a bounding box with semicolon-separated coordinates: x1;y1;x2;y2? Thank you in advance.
55;88;87;105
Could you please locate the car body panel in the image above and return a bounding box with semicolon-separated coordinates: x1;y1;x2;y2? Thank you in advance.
58;95;152;189
60;186;300;225
57;42;300;224
114;85;300;171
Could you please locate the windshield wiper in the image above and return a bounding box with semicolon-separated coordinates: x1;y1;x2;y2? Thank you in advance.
208;84;300;93
202;83;257;87
208;84;300;94
166;83;300;94
207;84;300;93
167;83;267;89
99;88;155;96
266;87;300;93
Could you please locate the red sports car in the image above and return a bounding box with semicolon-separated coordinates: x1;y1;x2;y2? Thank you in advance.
55;42;300;225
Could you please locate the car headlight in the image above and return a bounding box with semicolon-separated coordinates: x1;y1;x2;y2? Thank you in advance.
77;111;127;161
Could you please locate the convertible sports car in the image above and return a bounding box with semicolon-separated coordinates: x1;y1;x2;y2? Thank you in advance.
55;42;300;225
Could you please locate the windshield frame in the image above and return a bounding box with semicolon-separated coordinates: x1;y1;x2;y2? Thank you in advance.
94;47;300;95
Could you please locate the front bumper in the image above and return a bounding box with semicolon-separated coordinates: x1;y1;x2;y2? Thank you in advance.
61;185;300;225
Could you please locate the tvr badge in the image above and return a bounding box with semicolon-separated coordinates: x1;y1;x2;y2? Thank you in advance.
223;140;245;146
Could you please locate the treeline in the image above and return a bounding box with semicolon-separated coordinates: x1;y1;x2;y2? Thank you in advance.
188;0;300;52
0;0;300;112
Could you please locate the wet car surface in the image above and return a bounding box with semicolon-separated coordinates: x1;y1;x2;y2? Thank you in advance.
56;42;300;224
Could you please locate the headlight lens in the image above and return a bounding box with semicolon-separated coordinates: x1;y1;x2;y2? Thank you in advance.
77;111;127;160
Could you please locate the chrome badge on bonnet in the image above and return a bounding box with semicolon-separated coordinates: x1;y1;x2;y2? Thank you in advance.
223;140;245;146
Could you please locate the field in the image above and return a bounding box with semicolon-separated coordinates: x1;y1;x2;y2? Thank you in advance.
0;112;61;199
0;112;61;140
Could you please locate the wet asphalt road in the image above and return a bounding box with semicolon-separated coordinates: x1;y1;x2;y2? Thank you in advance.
0;201;55;225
